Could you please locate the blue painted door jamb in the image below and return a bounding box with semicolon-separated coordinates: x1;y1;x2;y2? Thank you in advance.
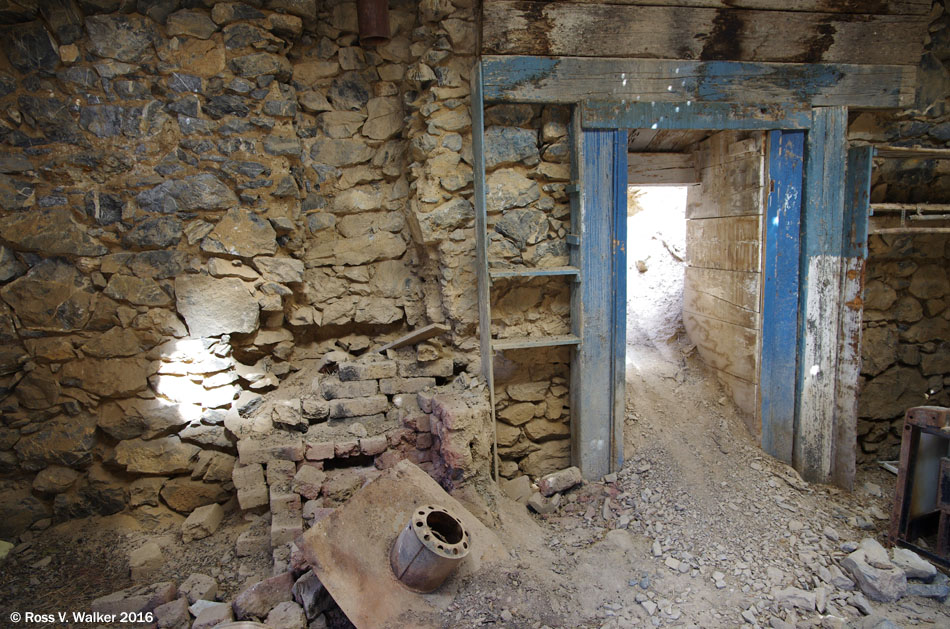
761;130;805;465
576;129;627;479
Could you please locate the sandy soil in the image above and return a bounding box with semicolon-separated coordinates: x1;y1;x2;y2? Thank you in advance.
2;341;948;629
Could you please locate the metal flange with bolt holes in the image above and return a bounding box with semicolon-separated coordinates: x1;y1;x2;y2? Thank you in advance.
390;504;471;592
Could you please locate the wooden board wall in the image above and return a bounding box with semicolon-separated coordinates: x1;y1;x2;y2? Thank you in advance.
482;1;928;66
683;131;766;423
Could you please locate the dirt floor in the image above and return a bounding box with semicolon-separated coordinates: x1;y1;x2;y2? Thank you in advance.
1;339;949;628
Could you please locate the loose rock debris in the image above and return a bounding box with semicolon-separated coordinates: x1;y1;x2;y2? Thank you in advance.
1;348;949;628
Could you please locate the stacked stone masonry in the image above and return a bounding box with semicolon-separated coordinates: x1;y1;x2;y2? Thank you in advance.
0;0;487;539
857;234;950;460
848;4;950;462
482;105;574;478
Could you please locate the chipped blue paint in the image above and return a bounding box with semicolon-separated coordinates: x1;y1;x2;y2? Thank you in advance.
795;106;848;482
576;128;626;480
611;132;627;474
480;55;558;100
583;101;812;131
843;146;874;258
695;61;845;103
480;56;909;108
761;130;805;465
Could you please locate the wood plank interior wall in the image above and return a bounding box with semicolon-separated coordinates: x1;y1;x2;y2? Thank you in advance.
482;1;928;66
683;131;766;425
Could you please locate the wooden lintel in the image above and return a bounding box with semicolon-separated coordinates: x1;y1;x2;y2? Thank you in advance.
584;101;812;130
554;1;929;15
627;152;698;186
481;56;916;109
483;1;927;66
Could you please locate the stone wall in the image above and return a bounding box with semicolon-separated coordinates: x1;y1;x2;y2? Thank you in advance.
850;1;950;462
481;104;574;479
857;234;950;461
0;0;486;539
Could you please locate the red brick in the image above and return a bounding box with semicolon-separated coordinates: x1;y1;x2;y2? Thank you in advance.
402;414;430;432
305;441;335;461
359;435;388;456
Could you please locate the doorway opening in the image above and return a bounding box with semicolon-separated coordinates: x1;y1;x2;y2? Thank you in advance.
625;185;689;363
623;130;767;461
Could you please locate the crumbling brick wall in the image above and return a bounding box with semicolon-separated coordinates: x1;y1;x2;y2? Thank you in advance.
0;0;487;539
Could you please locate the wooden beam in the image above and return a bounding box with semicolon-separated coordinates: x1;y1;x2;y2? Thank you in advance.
760;130;804;466
549;1;930;16
627;152;698;186
573;128;626;480
471;61;499;481
483;1;928;65
585;101;813;130
482;56;915;109
833;145;874;491
377;323;448;352
796;106;847;484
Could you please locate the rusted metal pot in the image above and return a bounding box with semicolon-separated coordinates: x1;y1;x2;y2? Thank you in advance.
390;504;471;592
357;0;390;46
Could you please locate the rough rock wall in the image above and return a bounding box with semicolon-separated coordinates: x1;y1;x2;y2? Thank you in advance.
857;234;950;461
851;2;950;462
481;104;574;479
0;0;485;538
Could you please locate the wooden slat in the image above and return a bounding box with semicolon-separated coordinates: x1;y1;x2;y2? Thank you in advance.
833;145;874;491
684;312;757;382
483;2;927;65
544;0;930;15
574;128;624;480
687;184;763;220
492;334;581;350
471;62;500;481
627;153;698;186
611;131;627;474
683;285;757;329
376;323;448;353
873;146;950;159
482;56;916;109
628;128;659;151
569;107;583;477
643;129;705;152
716;371;758;423
489;266;580;279
588;101;812;131
760;130;805;466
686;215;761;272
796;106;847;484
687;144;765;219
684;267;759;312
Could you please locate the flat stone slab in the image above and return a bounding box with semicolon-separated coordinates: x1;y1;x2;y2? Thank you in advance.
297;460;508;628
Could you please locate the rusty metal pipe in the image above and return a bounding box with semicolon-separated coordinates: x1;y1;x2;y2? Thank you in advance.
357;0;390;46
390;504;470;592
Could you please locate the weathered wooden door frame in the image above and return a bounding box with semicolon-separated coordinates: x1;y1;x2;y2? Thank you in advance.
476;56;891;484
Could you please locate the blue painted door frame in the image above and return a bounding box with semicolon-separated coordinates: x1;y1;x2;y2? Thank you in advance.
573;129;627;479
761;130;805;464
582;103;813;475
